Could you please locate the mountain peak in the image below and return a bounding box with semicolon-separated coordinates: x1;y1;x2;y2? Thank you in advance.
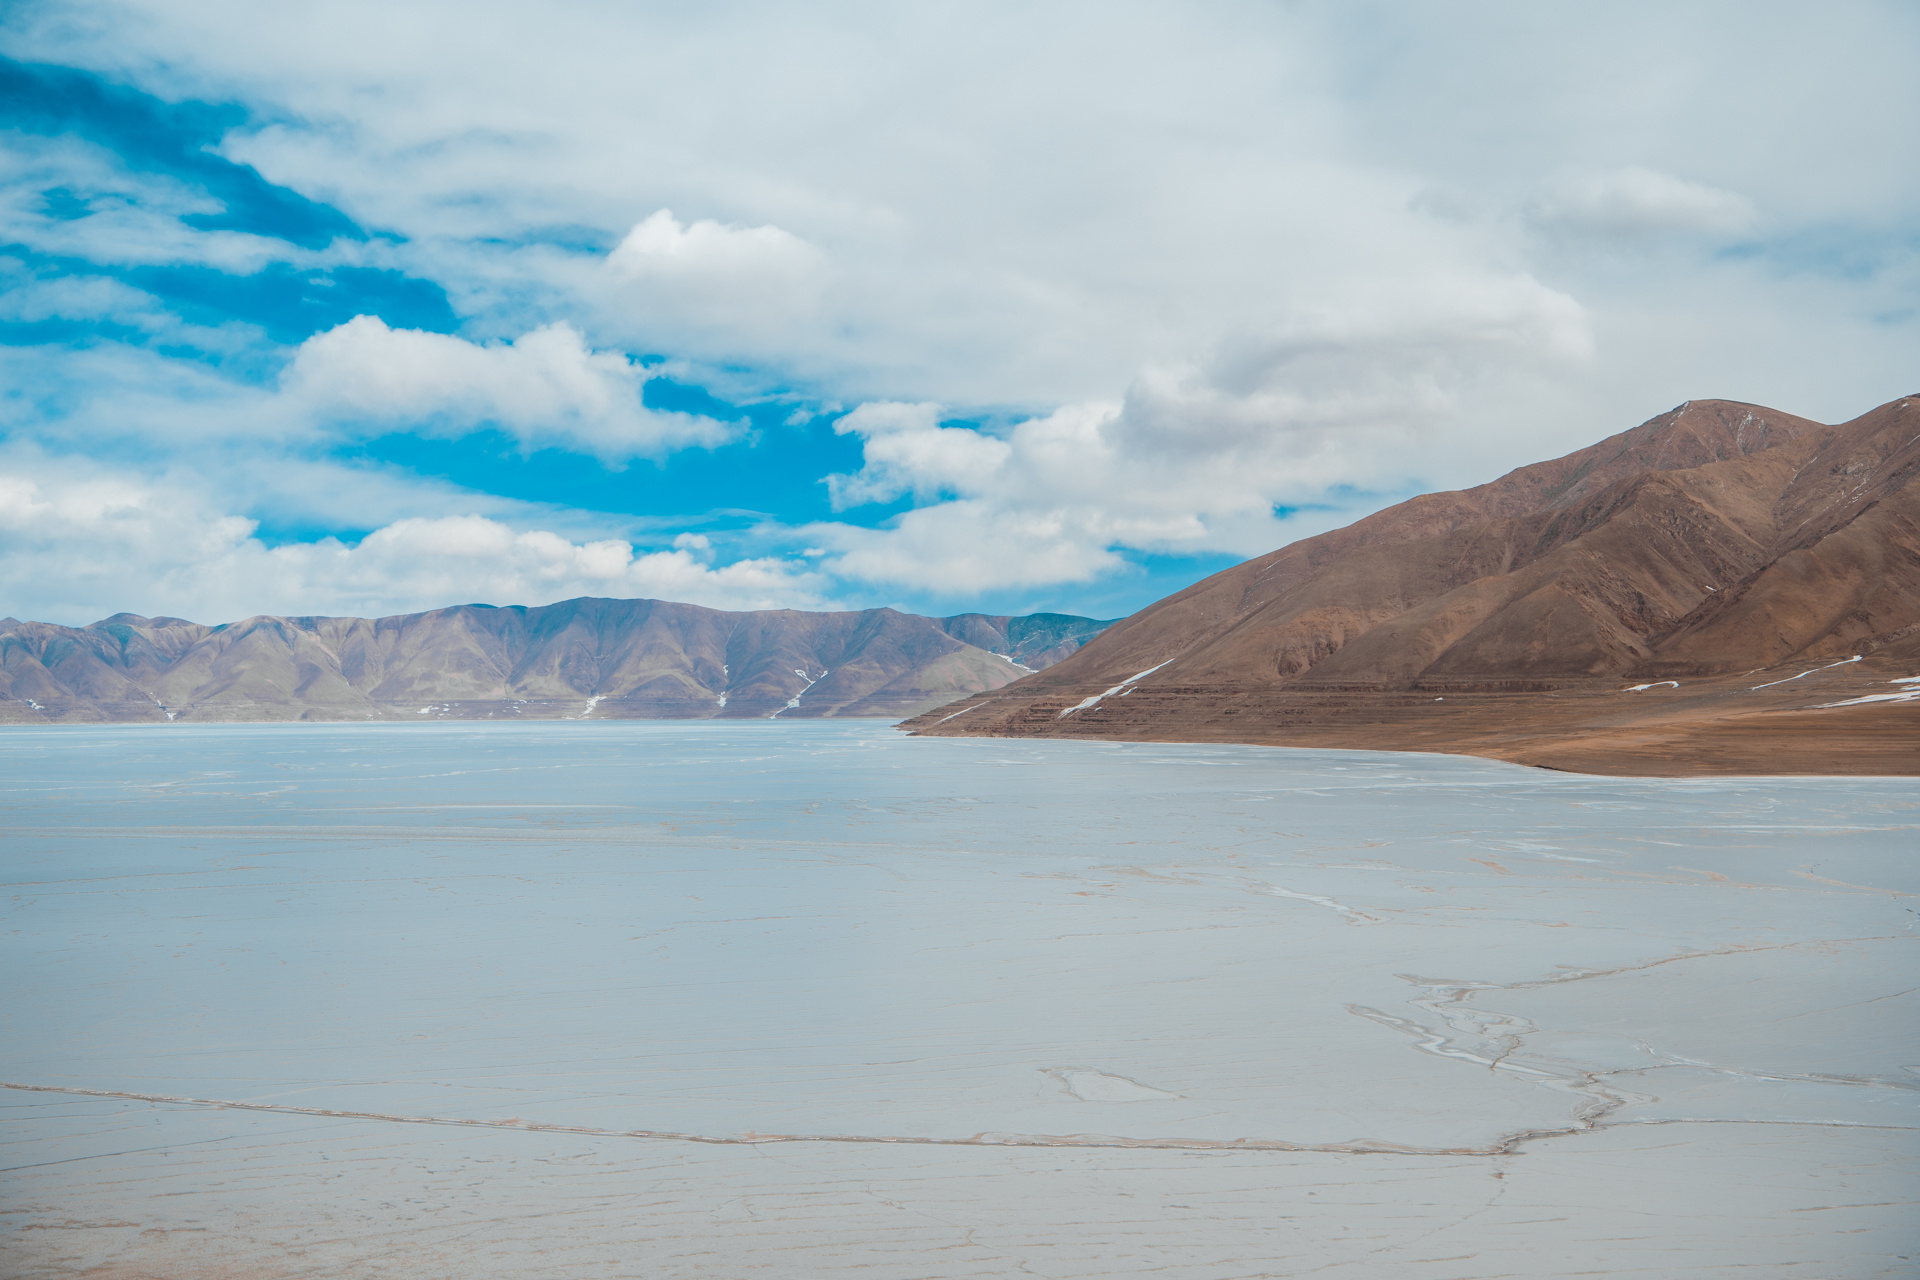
0;599;1114;725
903;394;1918;777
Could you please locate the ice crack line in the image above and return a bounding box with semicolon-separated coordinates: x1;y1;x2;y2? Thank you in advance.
1348;938;1916;1137
0;1081;1614;1158
1391;938;1877;996
1250;884;1382;924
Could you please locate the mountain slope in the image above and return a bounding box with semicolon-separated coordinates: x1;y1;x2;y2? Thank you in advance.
0;599;1115;724
902;396;1920;775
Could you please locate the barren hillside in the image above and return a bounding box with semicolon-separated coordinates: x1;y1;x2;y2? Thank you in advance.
902;397;1920;775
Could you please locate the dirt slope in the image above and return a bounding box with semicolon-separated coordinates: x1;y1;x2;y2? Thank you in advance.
902;396;1920;775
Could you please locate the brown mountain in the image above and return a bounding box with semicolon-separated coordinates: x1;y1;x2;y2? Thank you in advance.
0;599;1113;724
902;396;1920;775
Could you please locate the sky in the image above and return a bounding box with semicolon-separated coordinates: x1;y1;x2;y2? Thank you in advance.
1;1;1915;627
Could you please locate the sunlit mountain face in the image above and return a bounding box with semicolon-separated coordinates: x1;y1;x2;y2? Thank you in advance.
905;394;1920;778
0;597;1119;723
2;5;1915;632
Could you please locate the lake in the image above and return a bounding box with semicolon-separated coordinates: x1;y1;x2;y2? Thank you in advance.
3;721;1915;1277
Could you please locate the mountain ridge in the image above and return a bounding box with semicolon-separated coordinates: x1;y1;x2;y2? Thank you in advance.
901;395;1920;775
0;599;1115;723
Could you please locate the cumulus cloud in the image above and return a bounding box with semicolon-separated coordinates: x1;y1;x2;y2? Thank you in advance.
10;4;1911;425
2;2;1916;621
600;209;826;348
826;402;1011;509
284;315;740;459
1529;167;1759;238
0;464;828;625
806;273;1592;593
803;391;1296;593
1;319;742;468
819;499;1130;593
609;209;819;286
271;515;826;616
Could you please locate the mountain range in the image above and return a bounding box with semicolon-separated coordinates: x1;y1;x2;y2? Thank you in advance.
0;601;1113;723
9;395;1916;772
902;395;1920;775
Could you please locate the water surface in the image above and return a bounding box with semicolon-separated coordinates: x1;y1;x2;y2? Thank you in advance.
3;722;1915;1277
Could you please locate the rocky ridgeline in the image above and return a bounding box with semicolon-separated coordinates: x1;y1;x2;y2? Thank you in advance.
904;395;1920;775
0;600;1114;723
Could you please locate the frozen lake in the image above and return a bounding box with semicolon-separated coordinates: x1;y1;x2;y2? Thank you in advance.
3;721;1915;1278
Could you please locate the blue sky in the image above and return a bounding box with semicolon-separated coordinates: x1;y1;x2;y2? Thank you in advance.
2;2;1917;626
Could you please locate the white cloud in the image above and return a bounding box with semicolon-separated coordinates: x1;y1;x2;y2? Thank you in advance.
826;402;1011;509
8;4;1913;432
272;515;826;616
283;315;740;459
1529;167;1758;238
0;272;151;324
805;274;1591;592
599;209;826;352
0;463;827;625
0;321;741;467
0;261;264;354
0;340;297;452
0;133;335;272
608;209;820;286
817;499;1129;593
1;1;1916;618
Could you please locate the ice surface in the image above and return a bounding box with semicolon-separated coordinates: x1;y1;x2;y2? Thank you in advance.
1048;1068;1182;1102
1;722;1914;1277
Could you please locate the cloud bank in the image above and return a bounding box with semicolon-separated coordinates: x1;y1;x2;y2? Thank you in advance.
0;2;1916;623
0;465;826;624
1529;167;1759;239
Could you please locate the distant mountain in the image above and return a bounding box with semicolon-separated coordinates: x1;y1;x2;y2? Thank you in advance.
904;396;1920;775
0;599;1115;723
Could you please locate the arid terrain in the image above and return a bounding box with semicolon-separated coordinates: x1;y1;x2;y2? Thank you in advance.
903;396;1920;775
0;601;1112;723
